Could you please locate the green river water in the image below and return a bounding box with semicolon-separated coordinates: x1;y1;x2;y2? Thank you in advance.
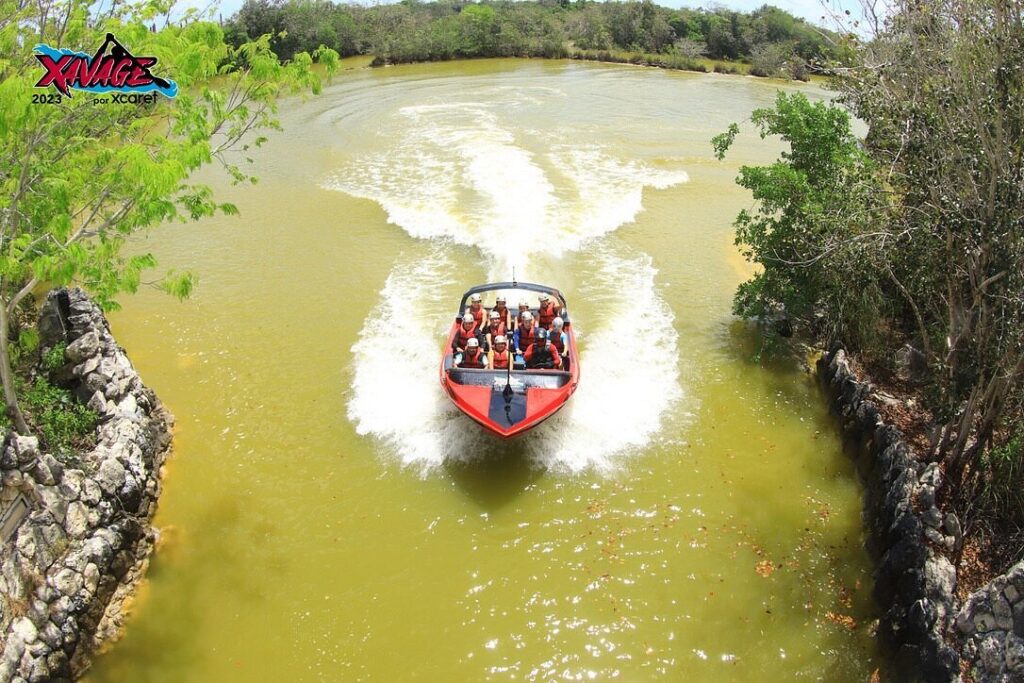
87;58;881;681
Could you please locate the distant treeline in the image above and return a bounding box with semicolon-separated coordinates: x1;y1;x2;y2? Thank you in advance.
224;0;844;79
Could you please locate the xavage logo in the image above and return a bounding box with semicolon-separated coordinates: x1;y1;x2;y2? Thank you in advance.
34;33;178;99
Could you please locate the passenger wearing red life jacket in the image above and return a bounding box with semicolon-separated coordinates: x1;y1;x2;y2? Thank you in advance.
536;293;558;329
514;301;530;331
452;313;483;355
466;293;486;330
513;311;537;355
551;316;569;371
491;295;512;329
523;329;562;369
458;338;486;369
550;317;567;354
482;310;506;346
490;335;511;370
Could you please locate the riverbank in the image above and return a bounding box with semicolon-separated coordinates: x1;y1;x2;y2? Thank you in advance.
0;289;172;680
364;49;817;82
819;344;1024;682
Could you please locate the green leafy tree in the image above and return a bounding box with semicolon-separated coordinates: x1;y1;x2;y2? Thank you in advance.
712;92;883;345
0;0;338;433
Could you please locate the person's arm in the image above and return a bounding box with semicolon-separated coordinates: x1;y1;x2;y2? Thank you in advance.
513;328;522;354
552;344;562;368
524;345;533;363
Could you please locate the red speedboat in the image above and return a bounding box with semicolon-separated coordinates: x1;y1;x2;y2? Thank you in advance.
440;282;580;439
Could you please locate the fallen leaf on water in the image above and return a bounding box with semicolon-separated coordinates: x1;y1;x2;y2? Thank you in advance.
825;611;858;630
870;668;880;683
755;560;775;577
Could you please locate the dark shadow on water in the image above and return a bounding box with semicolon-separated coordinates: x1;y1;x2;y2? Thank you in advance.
445;438;545;512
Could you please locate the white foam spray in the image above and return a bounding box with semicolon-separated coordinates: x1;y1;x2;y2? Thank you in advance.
337;91;689;472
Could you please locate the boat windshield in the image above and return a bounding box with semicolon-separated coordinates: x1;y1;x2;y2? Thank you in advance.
446;368;571;390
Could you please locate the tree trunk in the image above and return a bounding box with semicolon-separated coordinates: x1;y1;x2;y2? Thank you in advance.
0;302;30;435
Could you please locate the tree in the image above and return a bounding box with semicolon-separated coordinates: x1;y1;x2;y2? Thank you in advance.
0;0;339;433
712;92;884;347
838;0;1024;481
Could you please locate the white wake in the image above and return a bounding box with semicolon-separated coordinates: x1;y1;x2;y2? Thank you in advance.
334;93;688;471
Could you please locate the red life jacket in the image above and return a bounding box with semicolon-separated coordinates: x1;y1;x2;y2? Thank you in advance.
550;331;565;354
456;325;477;349
486;321;506;339
517;324;536;350
468;305;485;328
538;302;557;328
493;305;509;323
461;348;485;368
492;348;510;369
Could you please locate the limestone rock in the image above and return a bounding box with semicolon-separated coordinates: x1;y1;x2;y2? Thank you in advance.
59;470;84;501
1007;633;1024;672
95;459;125;495
65;331;99;363
52;568;83;597
65;502;89;539
975;611;999;634
11;436;41;467
12;618;38;644
73;356;100;378
81;479;101;506
979;634;1004;674
86;390;107;416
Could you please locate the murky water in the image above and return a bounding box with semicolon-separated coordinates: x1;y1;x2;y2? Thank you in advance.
89;59;880;681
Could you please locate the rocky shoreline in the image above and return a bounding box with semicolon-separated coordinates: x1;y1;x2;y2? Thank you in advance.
819;343;1024;682
0;289;172;681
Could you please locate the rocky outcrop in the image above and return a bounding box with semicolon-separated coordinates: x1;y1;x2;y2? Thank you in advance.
0;288;172;681
818;343;960;682
955;561;1024;681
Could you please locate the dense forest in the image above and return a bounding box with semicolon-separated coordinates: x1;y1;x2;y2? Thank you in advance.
224;0;845;79
715;0;1024;569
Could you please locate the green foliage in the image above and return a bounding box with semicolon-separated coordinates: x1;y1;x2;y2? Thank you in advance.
0;0;339;433
8;328;40;367
714;93;884;346
224;0;841;72
978;431;1024;538
21;378;98;454
42;343;67;373
0;0;340;315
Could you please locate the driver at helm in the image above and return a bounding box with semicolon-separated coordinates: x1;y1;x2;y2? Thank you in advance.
523;328;562;370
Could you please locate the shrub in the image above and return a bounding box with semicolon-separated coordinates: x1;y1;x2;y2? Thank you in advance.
22;377;98;454
42;343;66;373
979;433;1024;531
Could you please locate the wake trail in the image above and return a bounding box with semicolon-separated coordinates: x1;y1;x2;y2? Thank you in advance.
332;90;690;472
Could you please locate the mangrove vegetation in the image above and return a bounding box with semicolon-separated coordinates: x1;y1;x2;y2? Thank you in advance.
716;0;1024;573
224;0;847;79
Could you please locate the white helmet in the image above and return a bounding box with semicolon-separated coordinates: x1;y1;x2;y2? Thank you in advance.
495;295;506;304
467;337;480;348
494;335;507;345
521;311;533;321
552;316;564;329
489;310;500;319
470;293;482;303
539;293;550;302
462;313;475;323
518;301;529;309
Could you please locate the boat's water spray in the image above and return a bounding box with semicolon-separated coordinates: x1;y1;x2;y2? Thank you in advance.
335;91;689;472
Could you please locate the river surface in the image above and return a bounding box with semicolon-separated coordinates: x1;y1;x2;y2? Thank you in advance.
89;59;881;681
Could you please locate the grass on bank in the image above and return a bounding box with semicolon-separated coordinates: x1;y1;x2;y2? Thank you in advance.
1;338;98;459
